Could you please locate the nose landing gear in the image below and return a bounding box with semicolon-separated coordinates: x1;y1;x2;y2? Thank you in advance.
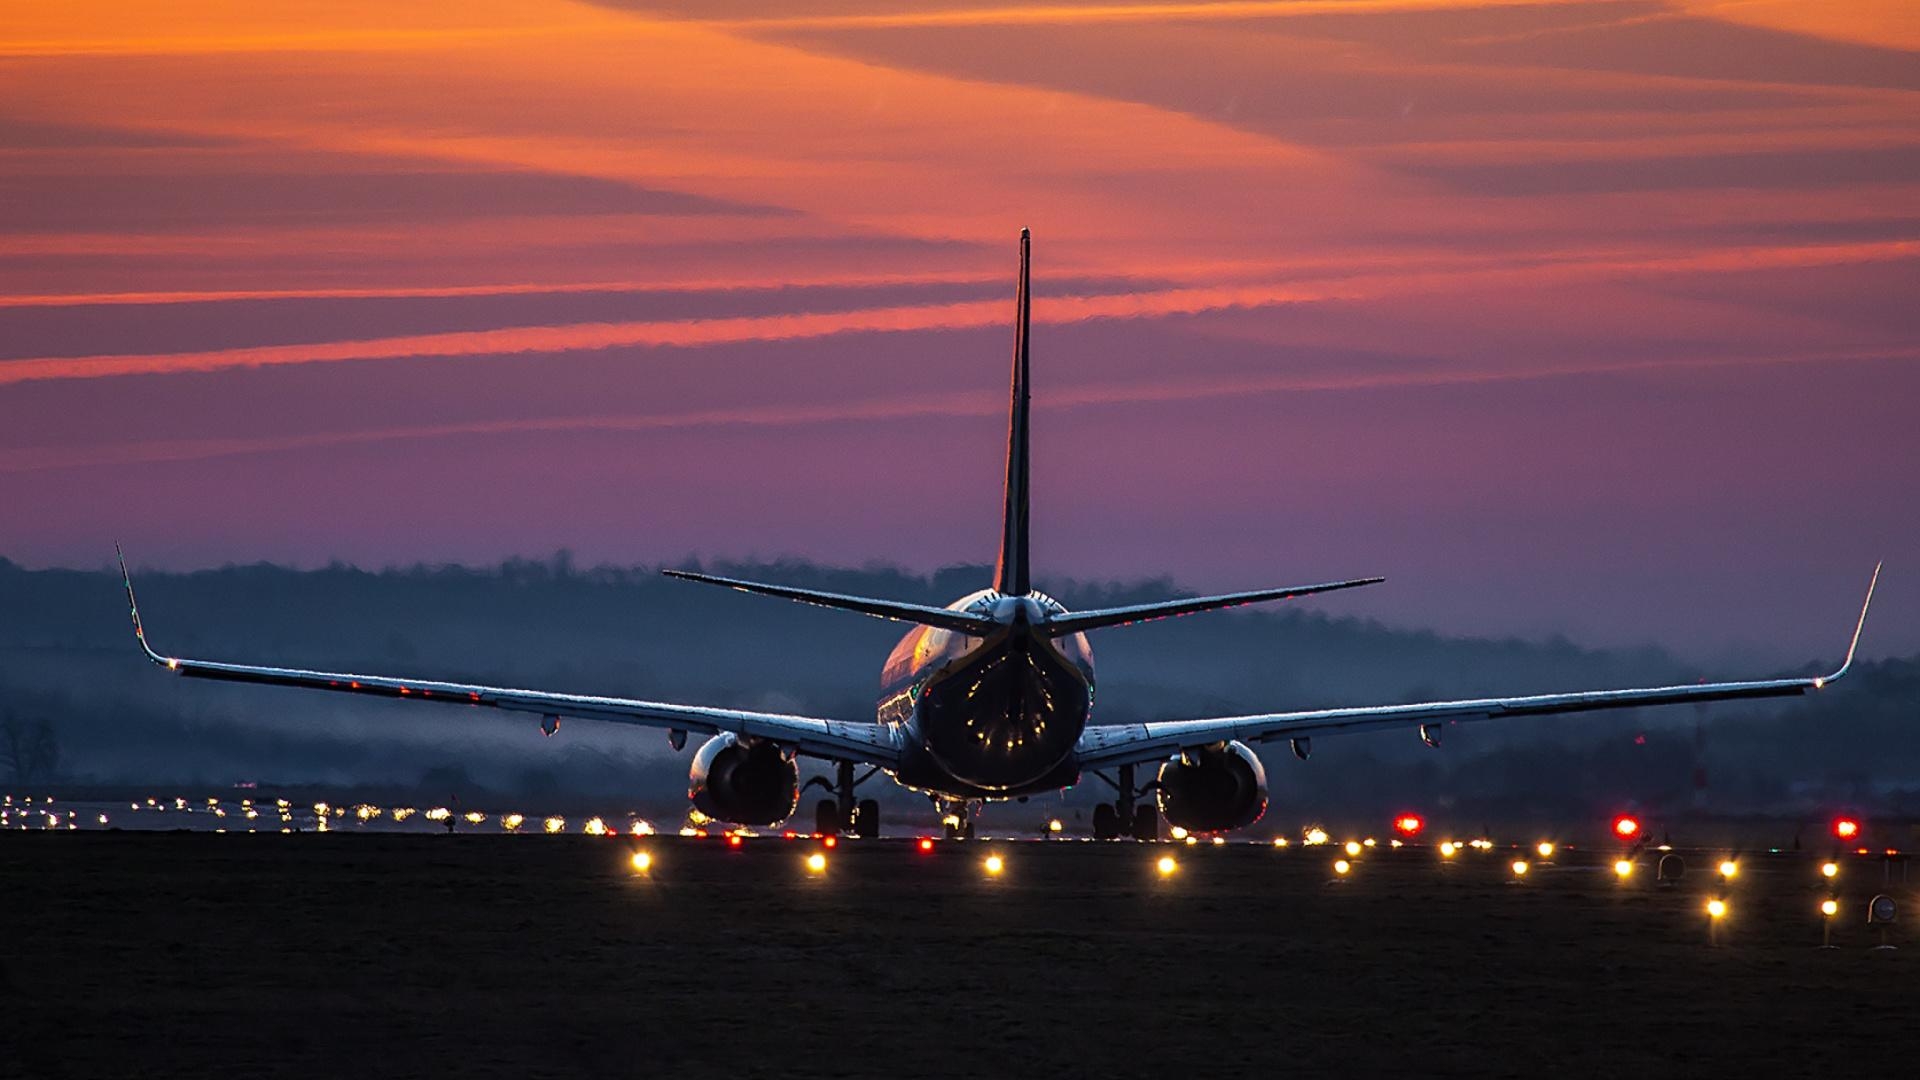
935;797;979;840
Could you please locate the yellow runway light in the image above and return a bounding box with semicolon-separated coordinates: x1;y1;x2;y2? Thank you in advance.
630;851;652;874
1707;898;1727;918
1614;860;1634;879
1821;861;1839;879
983;854;1005;876
1333;859;1351;876
1511;859;1530;877
1439;842;1457;858
1821;898;1838;917
1718;860;1738;880
1536;841;1555;859
806;852;828;874
1156;855;1177;877
1047;819;1063;834
1344;841;1363;857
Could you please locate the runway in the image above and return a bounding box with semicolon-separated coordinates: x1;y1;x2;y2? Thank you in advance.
3;832;1912;1078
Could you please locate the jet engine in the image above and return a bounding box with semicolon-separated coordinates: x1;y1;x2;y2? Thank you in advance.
1154;740;1268;833
688;733;800;826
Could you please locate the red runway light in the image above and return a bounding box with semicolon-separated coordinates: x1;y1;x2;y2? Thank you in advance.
727;834;743;848
823;836;838;848
1613;815;1641;839
918;838;935;852
1393;815;1424;836
1834;817;1861;840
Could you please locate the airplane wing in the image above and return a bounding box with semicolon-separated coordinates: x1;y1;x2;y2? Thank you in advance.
1076;564;1879;771
117;551;899;765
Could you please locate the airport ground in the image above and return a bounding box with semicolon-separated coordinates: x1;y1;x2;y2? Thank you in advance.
3;833;1915;1079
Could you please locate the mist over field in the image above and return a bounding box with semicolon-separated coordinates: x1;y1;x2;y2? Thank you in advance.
1;555;1912;827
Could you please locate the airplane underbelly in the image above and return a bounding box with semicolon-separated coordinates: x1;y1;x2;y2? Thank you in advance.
917;636;1088;790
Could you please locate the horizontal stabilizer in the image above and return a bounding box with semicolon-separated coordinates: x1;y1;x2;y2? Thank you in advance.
663;570;998;636
1043;576;1384;637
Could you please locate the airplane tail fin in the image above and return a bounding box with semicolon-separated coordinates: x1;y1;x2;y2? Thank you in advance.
994;228;1032;598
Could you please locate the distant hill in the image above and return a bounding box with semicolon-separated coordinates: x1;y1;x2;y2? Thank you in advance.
1;555;1911;826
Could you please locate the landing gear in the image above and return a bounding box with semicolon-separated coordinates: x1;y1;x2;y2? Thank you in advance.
853;798;881;840
1092;762;1161;841
814;798;840;837
803;760;882;837
1131;804;1159;843
937;798;979;840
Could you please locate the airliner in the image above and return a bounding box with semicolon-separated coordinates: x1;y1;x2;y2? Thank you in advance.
119;230;1879;840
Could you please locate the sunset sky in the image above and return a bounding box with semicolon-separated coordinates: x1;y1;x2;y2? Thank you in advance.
2;0;1915;661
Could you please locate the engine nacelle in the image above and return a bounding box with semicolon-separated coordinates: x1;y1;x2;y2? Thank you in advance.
1155;740;1268;833
687;733;799;826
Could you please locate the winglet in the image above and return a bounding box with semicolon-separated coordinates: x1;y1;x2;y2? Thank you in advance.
116;545;174;669
1816;561;1880;687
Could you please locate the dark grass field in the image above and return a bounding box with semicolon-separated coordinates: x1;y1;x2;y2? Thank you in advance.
4;834;1914;1079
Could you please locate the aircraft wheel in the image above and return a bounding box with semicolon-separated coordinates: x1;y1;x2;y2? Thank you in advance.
854;798;881;839
962;820;976;840
814;799;841;837
1130;805;1159;842
1092;802;1119;841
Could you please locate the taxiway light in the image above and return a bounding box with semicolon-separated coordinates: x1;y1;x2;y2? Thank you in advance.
983;854;1005;876
1821;861;1839;879
584;817;609;836
806;852;828;874
1272;837;1289;848
543;817;565;834
1536;841;1556;859
1834;817;1860;840
1305;828;1329;846
502;814;525;832
1169;826;1189;841
1439;842;1458;858
630;851;652;874
463;812;485;825
1614;860;1634;879
1333;859;1351;876
1718;860;1739;880
1613;816;1641;839
1707;899;1727;919
918;838;935;853
1395;815;1424;836
1511;860;1530;877
1344;841;1363;857
1821;898;1839;917
1156;855;1178;877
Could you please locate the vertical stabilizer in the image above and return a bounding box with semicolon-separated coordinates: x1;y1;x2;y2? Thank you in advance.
995;228;1032;597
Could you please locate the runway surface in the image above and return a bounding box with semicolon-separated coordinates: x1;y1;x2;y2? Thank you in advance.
4;834;1913;1078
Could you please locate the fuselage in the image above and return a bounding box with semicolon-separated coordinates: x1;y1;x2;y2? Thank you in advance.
877;590;1095;799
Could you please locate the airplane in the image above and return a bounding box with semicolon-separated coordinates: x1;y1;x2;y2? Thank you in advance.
118;229;1880;841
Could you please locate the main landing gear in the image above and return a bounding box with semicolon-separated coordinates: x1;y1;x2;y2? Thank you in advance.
1092;762;1160;841
803;760;881;839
